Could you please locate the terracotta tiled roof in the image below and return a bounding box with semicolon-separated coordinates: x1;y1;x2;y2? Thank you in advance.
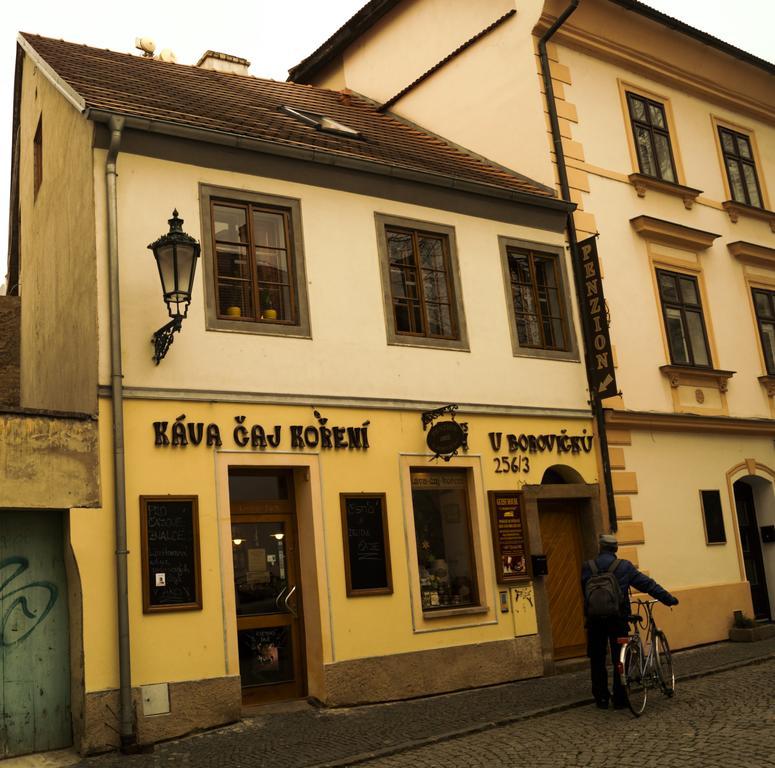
20;33;558;201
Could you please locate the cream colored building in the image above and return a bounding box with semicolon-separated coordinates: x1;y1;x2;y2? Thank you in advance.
4;31;614;756
290;0;775;648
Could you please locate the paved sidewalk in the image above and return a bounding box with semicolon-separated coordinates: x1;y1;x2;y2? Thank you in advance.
14;636;775;768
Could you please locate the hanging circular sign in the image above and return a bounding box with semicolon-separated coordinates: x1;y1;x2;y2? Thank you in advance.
426;420;465;457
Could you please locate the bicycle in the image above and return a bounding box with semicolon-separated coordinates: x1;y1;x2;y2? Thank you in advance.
618;598;675;716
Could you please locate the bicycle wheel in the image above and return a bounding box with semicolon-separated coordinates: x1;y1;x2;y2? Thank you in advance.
620;638;647;716
654;630;675;697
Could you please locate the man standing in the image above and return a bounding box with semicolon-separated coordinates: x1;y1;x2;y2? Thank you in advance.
581;534;679;709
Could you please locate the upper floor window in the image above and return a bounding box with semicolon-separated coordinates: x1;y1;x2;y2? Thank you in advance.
507;246;569;352
656;269;711;368
375;214;468;351
718;127;763;209
498;237;578;362
752;288;775;375
33;116;42;198
626;92;677;183
200;185;311;338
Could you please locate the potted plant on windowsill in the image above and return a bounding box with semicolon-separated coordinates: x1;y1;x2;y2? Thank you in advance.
260;289;277;320
729;610;775;642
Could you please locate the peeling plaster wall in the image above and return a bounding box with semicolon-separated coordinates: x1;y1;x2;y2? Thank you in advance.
0;296;20;407
0;414;100;508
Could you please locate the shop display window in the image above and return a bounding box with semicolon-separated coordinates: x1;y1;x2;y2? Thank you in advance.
410;469;478;610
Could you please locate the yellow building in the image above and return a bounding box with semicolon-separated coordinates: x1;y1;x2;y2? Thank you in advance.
4;32;612;756
290;0;775;649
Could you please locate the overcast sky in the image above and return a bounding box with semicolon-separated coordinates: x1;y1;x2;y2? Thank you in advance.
2;0;773;287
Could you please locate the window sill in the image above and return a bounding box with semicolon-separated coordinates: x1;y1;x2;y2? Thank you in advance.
388;336;470;353
421;605;489;620
722;201;775;233
206;316;311;339
628;174;702;210
758;376;775;398
660;365;735;393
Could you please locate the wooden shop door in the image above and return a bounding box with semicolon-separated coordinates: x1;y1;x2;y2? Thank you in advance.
229;469;306;704
538;500;587;660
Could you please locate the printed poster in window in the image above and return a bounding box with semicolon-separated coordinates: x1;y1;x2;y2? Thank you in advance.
488;491;530;583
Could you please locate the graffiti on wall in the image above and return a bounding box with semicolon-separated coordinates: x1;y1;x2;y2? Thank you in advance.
0;556;58;646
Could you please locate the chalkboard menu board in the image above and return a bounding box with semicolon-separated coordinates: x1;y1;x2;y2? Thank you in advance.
488;491;531;584
140;496;203;612
340;493;393;596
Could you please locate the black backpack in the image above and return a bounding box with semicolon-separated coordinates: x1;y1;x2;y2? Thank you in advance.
584;558;623;618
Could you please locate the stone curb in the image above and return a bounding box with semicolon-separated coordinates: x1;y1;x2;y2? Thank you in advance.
306;651;775;768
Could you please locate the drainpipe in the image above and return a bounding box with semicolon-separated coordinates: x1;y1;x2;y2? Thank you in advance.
105;114;136;750
538;1;618;532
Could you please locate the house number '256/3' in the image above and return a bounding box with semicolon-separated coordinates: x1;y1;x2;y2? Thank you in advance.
493;456;530;474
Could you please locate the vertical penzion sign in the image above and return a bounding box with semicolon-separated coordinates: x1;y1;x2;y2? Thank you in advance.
578;235;618;400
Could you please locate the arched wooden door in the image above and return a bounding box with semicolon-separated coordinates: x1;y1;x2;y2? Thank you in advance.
538;500;587;659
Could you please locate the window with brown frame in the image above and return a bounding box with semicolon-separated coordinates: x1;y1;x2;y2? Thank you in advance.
656;269;712;368
33;116;42;198
626;92;677;183
752;288;775;375
212;201;295;322
410;469;478;611
375;214;468;351
718;126;763;209
387;226;458;340
507;246;569;352
200;185;311;337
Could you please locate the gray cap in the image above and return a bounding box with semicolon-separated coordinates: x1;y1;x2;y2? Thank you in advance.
599;534;618;550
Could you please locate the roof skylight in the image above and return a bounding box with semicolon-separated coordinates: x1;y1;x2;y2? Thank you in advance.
280;106;362;139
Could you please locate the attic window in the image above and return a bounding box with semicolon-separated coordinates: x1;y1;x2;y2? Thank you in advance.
34;116;43;198
280;106;362;139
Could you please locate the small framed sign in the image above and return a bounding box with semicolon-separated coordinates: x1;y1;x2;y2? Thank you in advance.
488;491;531;583
340;493;393;597
140;495;203;612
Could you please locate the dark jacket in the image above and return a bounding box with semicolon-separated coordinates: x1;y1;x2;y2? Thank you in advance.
580;551;678;616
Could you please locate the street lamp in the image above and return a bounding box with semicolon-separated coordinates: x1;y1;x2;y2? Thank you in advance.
148;209;200;364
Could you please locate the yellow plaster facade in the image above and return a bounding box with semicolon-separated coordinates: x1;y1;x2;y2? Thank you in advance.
295;0;775;652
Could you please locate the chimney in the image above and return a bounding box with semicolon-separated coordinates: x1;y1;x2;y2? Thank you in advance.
196;51;251;76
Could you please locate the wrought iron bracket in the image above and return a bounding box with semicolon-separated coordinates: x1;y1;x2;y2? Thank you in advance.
421;404;458;431
151;316;182;365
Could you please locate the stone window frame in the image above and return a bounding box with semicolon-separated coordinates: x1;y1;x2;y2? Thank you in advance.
618;80;688;189
398;456;492;629
654;267;713;369
374;213;469;352
199;183;311;338
498;236;579;362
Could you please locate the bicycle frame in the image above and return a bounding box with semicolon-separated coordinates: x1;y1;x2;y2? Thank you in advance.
619;598;674;715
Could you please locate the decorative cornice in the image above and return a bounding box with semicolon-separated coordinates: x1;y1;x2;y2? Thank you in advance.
605;408;774;436
728;241;775;269
660;365;735;393
97;385;594;420
722;201;775;233
628;174;702;210
630;215;720;250
532;15;775;124
759;376;775;398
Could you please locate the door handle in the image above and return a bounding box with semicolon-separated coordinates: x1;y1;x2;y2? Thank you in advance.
275;585;288;609
284;585;298;618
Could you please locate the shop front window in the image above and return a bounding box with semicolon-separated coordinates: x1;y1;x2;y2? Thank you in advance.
410;469;478;610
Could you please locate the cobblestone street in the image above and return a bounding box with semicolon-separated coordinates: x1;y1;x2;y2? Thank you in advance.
357;659;775;768
56;638;774;768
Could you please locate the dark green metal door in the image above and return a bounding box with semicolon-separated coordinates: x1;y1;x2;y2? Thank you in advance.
1;510;71;757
